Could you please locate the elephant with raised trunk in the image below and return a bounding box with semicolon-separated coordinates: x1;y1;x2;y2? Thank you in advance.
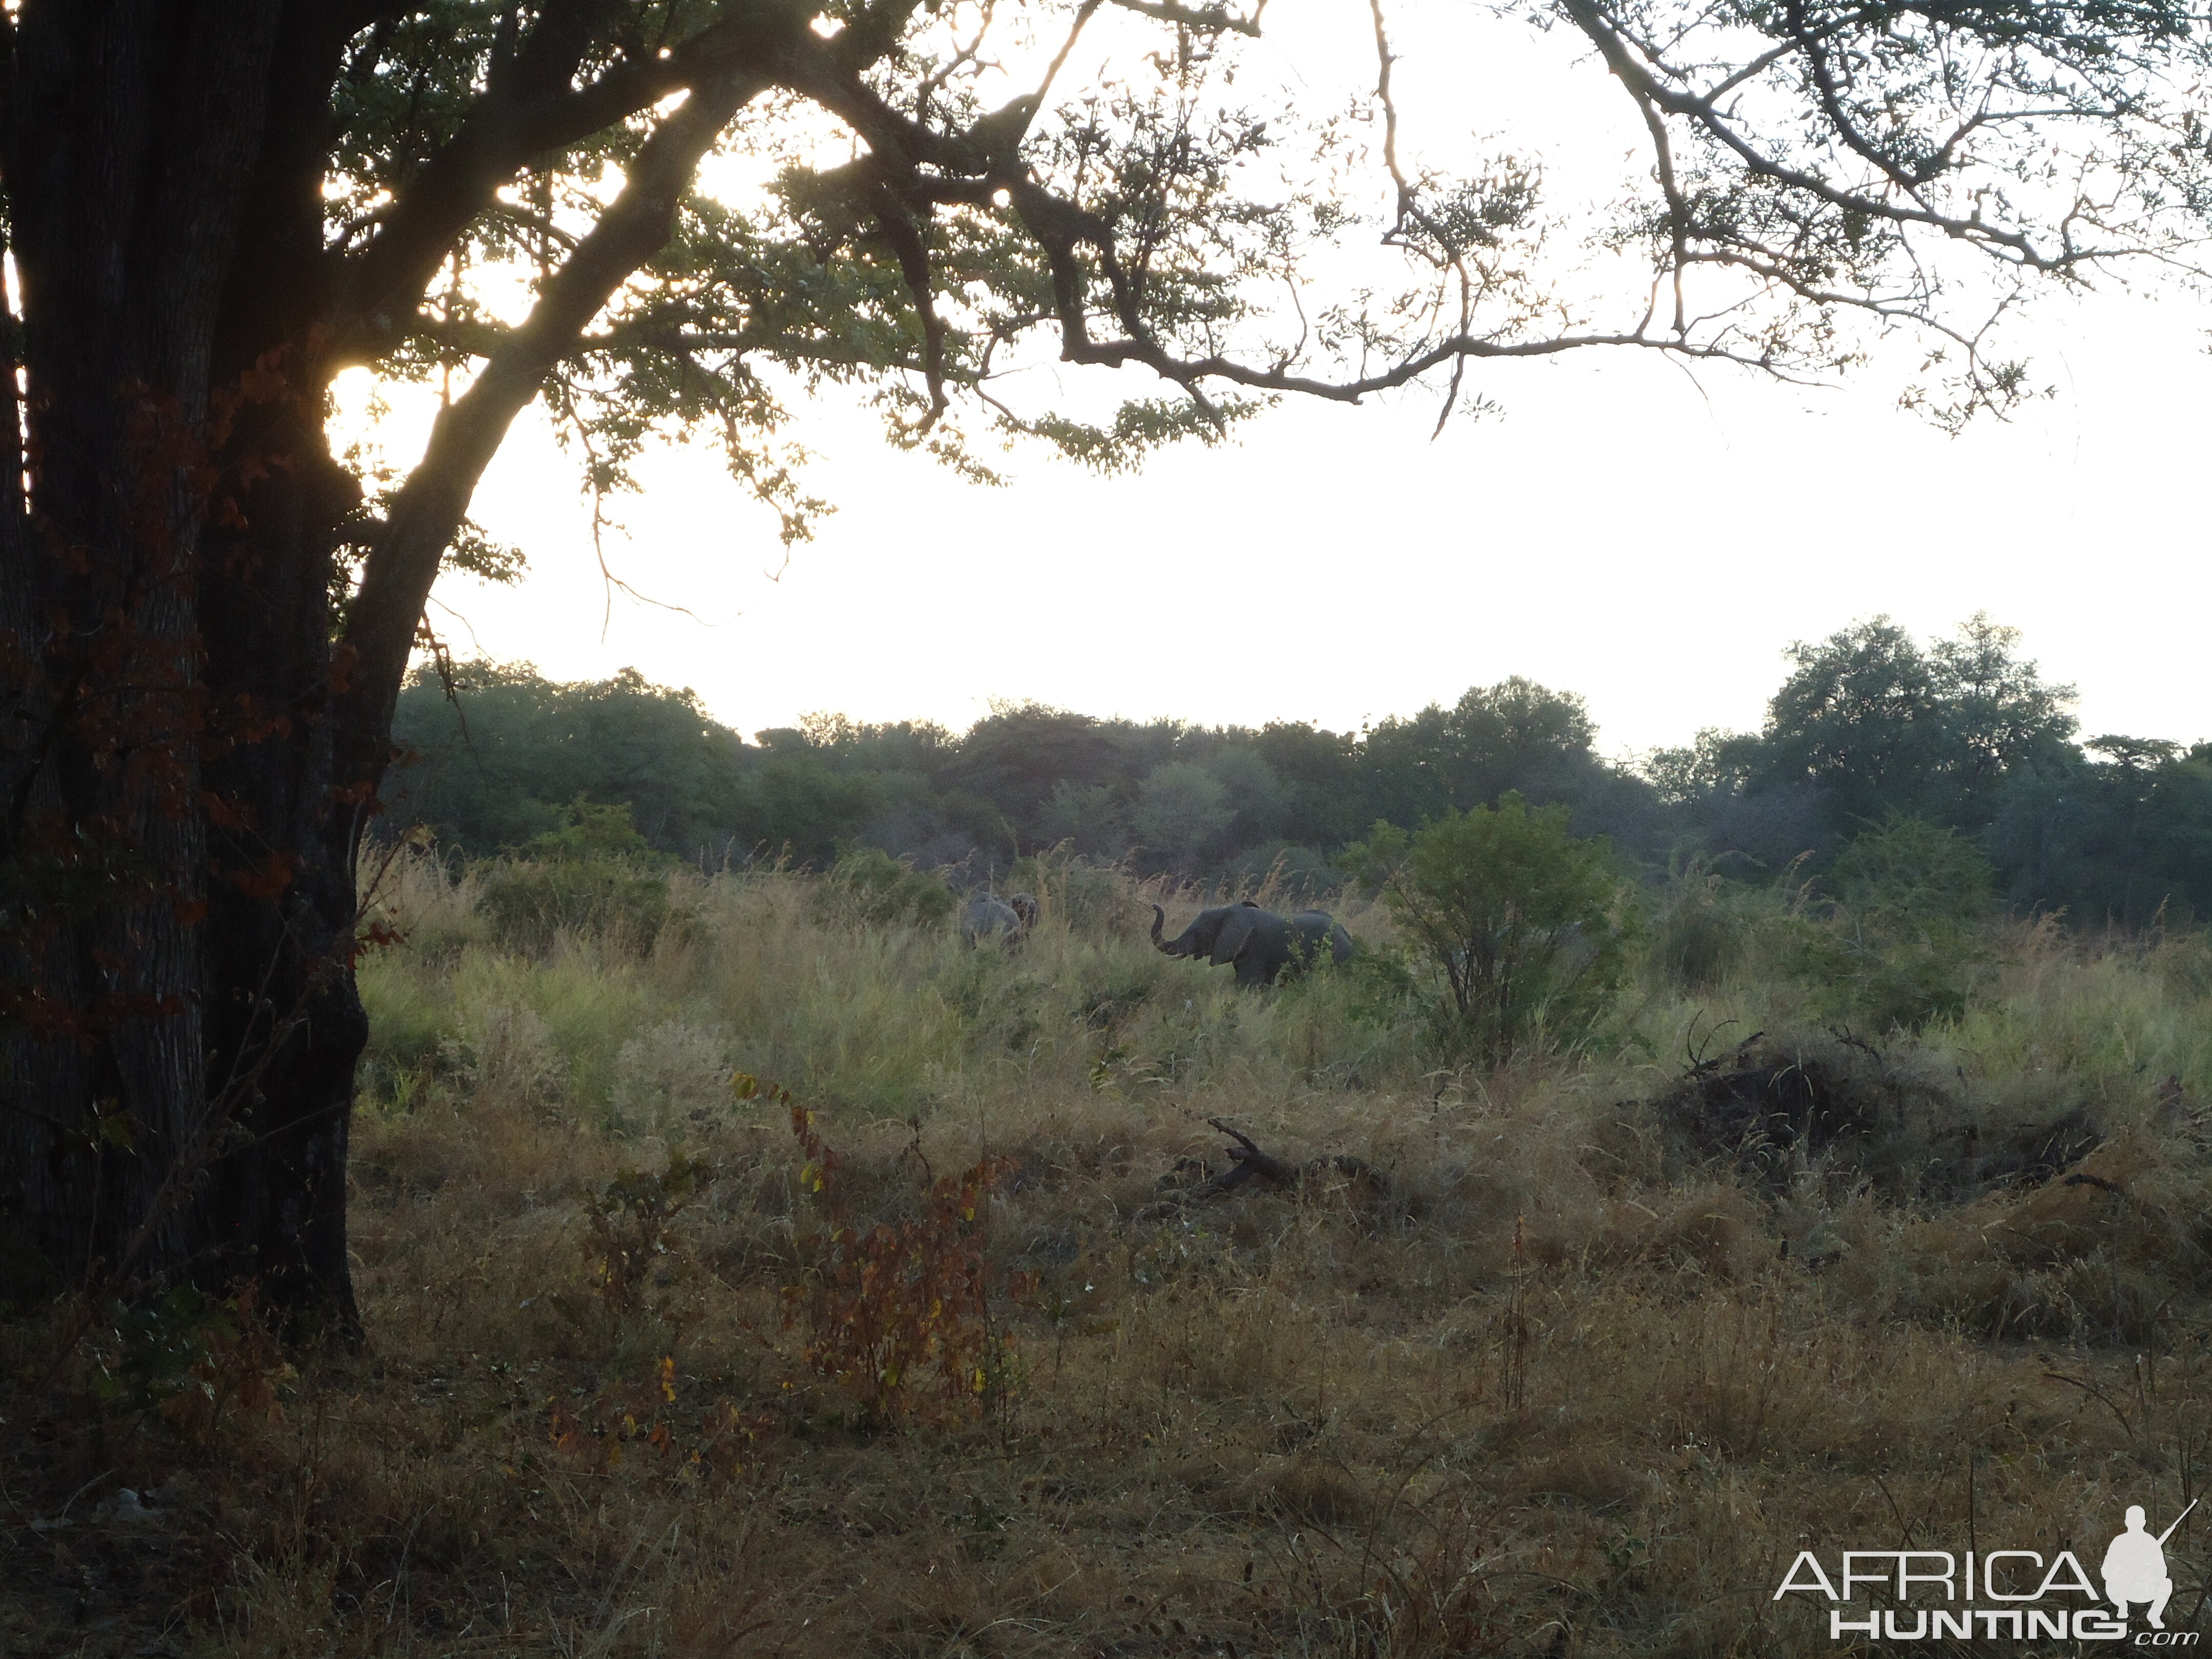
1150;900;1353;989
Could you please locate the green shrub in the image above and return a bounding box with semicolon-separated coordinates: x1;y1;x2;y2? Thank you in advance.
1646;859;1746;992
1034;781;1128;857
1133;762;1231;873
812;847;955;928
946;948;1052;1053
2152;929;2212;1000
478;862;673;955
518;797;666;863
355;954;460;1097
1787;815;1996;1031
475;801;677;955
1828;812;1996;922
1344;793;1630;1063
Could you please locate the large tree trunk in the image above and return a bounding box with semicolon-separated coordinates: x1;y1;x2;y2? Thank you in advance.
0;5;368;1336
194;6;376;1333
1;5;767;1338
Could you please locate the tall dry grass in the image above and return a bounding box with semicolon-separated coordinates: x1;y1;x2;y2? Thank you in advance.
5;852;2209;1656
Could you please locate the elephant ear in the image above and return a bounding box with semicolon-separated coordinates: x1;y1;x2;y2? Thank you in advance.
1210;909;1257;966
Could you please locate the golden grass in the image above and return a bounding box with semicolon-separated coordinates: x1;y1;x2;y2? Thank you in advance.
5;855;2210;1656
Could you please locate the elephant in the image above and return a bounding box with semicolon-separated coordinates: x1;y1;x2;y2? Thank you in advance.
1150;900;1353;989
960;891;1037;946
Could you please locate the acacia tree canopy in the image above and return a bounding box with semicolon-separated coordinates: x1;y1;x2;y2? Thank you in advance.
2;0;2207;1333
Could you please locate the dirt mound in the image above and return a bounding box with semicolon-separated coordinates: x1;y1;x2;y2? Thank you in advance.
1643;1033;2101;1201
1921;1108;2102;1200
1649;1044;1880;1184
1895;1135;2212;1342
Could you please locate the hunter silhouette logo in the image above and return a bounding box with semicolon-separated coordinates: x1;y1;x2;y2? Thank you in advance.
1774;1497;2201;1643
2106;1502;2194;1632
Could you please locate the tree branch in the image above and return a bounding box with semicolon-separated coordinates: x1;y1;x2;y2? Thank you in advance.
334;0;795;365
334;68;766;804
1561;0;2120;274
1104;0;1262;38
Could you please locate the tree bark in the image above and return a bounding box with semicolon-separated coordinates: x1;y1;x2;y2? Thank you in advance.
1;3;368;1335
193;4;376;1333
0;6;772;1339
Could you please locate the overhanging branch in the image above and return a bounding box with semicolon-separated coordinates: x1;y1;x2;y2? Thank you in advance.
333;67;768;802
334;1;798;366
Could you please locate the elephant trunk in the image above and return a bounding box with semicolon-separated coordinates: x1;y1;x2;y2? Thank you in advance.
1150;904;1172;953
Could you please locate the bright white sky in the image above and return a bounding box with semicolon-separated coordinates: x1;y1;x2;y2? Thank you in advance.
344;0;2212;765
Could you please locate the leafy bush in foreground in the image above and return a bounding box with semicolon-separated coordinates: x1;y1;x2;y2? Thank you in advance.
1346;793;1629;1062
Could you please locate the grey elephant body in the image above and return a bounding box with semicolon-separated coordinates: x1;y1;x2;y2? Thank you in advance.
960;892;1037;947
1150;900;1353;988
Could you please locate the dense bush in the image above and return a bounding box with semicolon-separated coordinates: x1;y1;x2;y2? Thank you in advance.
1133;761;1231;872
384;623;2212;936
477;864;674;957
1224;840;1339;899
387;663;745;854
475;802;675;955
1784;816;1997;1031
1646;858;1747;992
383;664;1673;879
1346;793;1630;1062
810;847;956;929
1003;848;1141;935
1650;614;2211;919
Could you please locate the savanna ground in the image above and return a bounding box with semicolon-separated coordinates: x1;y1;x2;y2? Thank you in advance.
6;852;2212;1657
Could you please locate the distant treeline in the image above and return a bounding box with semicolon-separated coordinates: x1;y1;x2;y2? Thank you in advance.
386;614;2212;925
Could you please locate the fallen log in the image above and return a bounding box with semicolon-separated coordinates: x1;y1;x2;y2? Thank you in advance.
1134;1120;1392;1221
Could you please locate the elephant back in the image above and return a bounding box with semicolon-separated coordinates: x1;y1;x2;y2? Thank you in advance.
1288;909;1355;966
1210;903;1285;966
960;894;1022;944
